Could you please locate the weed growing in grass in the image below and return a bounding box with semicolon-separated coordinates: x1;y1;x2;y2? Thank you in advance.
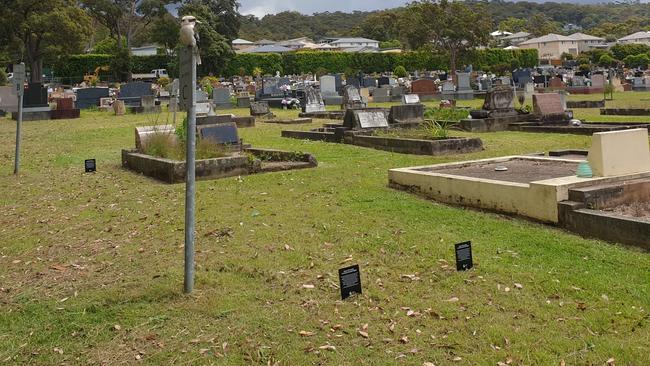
424;107;470;121
422;119;458;139
142;130;228;160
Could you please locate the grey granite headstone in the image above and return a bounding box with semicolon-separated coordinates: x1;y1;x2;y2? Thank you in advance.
199;122;239;145
456;73;471;91
343;85;367;109
250;101;271;116
212;88;231;108
0;86;18;112
320;75;336;96
76;87;110;109
591;74;605;88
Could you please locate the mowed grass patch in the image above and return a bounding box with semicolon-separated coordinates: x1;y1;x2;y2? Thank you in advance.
0;104;648;365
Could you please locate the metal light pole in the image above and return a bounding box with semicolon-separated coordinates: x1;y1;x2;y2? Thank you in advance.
180;47;196;294
13;63;25;175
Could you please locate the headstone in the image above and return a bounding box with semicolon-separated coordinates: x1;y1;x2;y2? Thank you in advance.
113;100;126;115
303;86;325;113
339;265;362;300
533;93;566;118
389;104;424;124
320;75;337;96
499;76;512;86
236;96;251;108
456;73;471;91
572;76;586;87
533;75;547;87
591;74;605;88
482;85;515;111
441;80;455;100
455;242;473;271
196;102;212;115
359;87;371;102
378;77;390;86
411;79;437;98
362;77;376;88
51;97;80;119
524;83;535;100
588;128;650;177
212;87;232;108
119;82;152;106
347;77;361;89
135;125;175;151
198;122;240;145
195;89;209;102
549;77;566;89
402;94;420;105
343;86;367;109
250;101;271;117
76;87;109;109
373;86;391;103
0;86;18;112
344;109;389;129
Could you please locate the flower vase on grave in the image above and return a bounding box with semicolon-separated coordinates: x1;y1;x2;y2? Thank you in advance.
576;161;593;178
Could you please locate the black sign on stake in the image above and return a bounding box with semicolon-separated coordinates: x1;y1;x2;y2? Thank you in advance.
455;241;473;271
338;264;362;300
84;159;96;173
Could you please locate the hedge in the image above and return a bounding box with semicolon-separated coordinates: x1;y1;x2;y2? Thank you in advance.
53;49;538;81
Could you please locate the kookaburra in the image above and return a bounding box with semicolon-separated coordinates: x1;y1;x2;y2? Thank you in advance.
180;15;202;65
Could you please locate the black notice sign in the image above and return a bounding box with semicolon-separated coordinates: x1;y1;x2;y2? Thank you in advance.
338;264;362;300
84;159;96;173
455;241;473;271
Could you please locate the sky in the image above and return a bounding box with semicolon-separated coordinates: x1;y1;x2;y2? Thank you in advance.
238;0;410;18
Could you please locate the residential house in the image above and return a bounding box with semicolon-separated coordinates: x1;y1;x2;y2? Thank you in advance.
568;33;606;52
130;45;160;56
501;32;531;46
518;34;579;64
232;38;254;51
241;45;293;54
618;31;650;46
328;38;380;50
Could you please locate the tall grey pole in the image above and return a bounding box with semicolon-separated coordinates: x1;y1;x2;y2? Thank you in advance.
13;92;23;175
183;48;197;294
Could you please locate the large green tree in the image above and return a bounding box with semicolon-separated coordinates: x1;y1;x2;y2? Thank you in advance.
82;0;171;50
178;0;239;75
0;0;91;83
402;0;491;78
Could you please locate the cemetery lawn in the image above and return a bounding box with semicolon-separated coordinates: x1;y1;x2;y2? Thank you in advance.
0;104;649;365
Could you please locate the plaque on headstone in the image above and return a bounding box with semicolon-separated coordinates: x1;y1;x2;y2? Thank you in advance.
198;122;240;145
338;264;362;300
358;111;389;129
455;241;473;271
402;94;420;105
84;159;96;173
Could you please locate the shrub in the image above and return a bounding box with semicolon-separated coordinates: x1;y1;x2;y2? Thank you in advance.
578;64;591;73
157;76;170;89
598;54;616;68
393;65;408;78
623;54;650;69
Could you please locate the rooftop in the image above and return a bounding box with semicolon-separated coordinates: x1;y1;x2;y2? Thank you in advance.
568;33;605;41
619;31;650;41
232;38;253;45
242;44;293;53
502;32;531;40
330;37;379;44
519;33;575;45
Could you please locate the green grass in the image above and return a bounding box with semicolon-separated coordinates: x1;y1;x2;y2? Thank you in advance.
0;99;649;365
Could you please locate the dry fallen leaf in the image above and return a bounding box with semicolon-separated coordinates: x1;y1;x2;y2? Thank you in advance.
423;363;436;366
299;331;315;337
399;336;409;344
560;359;566;366
514;283;523;289
445;297;459;302
318;344;336;351
452;356;462;361
113;324;121;331
302;284;315;289
606;357;615;365
358;330;369;338
53;348;63;355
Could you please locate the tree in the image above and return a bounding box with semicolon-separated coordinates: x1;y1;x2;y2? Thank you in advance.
402;1;491;79
611;43;650;61
598;54;616;68
352;10;402;42
178;0;239;75
623;54;650;69
0;0;92;83
498;17;527;33
82;0;172;50
150;13;181;56
0;68;7;86
528;13;560;37
393;65;408;78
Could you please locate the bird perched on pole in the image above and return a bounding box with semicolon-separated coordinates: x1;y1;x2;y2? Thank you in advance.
180;15;202;65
